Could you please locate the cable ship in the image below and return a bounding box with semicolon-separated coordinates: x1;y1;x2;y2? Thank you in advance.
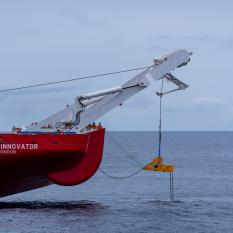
0;49;192;197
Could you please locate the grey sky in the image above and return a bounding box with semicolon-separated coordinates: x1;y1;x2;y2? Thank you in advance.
0;0;233;131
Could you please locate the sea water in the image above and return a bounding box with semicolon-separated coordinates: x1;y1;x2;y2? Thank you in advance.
0;131;233;233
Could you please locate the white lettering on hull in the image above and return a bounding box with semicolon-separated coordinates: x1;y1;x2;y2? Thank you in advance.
0;143;39;155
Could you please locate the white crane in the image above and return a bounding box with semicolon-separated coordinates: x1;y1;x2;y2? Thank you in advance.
25;49;192;133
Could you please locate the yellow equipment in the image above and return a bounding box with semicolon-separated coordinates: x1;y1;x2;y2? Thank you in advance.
144;155;175;201
143;156;174;173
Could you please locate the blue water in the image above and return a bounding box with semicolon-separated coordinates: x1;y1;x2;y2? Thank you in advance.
1;131;233;233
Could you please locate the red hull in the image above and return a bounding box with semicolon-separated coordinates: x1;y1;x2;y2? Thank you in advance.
0;128;105;197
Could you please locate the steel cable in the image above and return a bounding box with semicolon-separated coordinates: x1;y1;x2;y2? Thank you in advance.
0;66;151;93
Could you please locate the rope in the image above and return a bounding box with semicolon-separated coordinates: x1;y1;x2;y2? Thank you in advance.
105;131;144;167
170;172;175;201
158;78;165;157
0;66;151;93
99;131;145;180
157;78;175;202
99;167;143;180
99;79;166;180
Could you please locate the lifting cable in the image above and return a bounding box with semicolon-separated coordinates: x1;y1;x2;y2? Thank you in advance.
157;78;165;157
156;77;175;201
0;66;151;93
170;172;174;201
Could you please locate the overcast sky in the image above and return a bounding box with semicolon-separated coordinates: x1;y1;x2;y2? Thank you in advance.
0;0;233;131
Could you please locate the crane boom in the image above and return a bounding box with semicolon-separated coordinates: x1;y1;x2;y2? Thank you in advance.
25;49;192;133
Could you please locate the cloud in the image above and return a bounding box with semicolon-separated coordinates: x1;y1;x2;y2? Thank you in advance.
194;97;223;105
149;35;233;53
164;96;228;113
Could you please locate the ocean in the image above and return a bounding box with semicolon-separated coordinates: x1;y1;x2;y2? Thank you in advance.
0;131;233;233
